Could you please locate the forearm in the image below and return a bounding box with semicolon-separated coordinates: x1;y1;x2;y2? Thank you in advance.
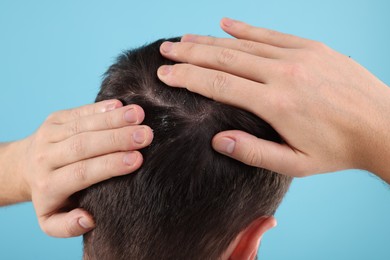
0;141;30;206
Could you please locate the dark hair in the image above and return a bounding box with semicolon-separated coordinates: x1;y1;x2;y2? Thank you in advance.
79;37;292;260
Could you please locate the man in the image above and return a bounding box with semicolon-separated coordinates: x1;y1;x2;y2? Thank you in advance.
78;37;292;259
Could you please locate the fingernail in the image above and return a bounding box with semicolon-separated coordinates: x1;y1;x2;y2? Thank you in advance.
124;108;138;123
78;217;95;229
214;137;236;154
181;34;197;42
158;65;172;76
161;41;173;53
124;152;139;166
133;128;147;144
222;17;235;27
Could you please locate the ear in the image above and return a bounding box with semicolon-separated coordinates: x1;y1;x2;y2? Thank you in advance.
223;216;277;260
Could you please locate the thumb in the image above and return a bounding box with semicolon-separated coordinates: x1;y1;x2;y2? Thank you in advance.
39;208;95;238
212;130;308;177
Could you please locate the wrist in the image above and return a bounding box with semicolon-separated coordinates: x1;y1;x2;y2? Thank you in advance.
11;139;32;201
0;140;31;205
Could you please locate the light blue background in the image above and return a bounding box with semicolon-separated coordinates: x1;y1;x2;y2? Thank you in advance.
1;0;389;259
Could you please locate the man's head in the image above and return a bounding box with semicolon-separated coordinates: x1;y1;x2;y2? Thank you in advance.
79;37;292;260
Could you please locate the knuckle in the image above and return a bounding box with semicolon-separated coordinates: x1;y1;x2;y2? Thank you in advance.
45;111;64;124
68;121;81;136
217;48;236;66
72;161;88;183
45;113;56;123
185;43;197;58
36;125;49;140
308;40;327;50
109;130;121;147
245;146;263;167
169;64;184;81
70;108;82;118
64;220;78;237
271;92;297;115
239;40;256;52
313;41;333;58
34;151;47;164
264;29;280;39
103;113;115;128
171;64;192;88
102;157;116;176
70;138;85;156
281;62;308;82
211;72;229;97
33;127;46;143
205;36;217;45
169;63;180;76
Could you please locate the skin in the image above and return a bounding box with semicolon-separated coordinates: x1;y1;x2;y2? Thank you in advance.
222;216;276;260
157;18;390;183
0;100;153;237
2;18;389;241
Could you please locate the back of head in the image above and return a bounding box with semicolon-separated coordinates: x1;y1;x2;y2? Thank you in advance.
79;37;292;260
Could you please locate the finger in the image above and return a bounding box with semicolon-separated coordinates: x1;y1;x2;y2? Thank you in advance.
160;41;277;83
212;130;312;177
46;99;123;124
40;208;95;238
48;104;145;142
181;34;284;59
220;18;308;49
157;63;271;116
51;151;143;200
51;125;153;167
